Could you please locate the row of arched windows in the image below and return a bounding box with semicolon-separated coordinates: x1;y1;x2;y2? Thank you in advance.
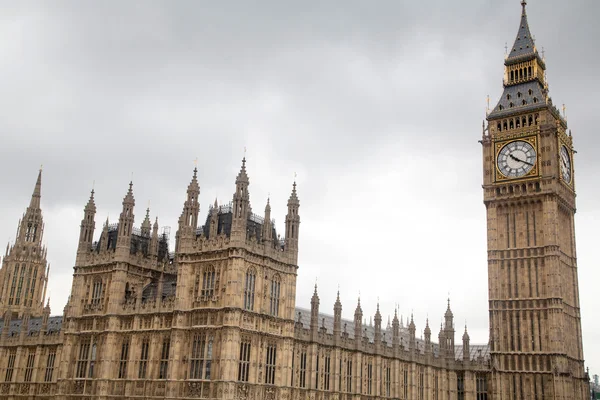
496;113;539;132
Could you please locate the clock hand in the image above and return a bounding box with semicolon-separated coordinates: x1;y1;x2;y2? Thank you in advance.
509;153;534;167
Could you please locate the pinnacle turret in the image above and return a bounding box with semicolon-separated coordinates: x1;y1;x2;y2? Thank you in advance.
77;188;97;253
29;169;42;210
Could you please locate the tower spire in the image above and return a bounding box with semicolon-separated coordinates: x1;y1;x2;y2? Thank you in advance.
30;168;42;209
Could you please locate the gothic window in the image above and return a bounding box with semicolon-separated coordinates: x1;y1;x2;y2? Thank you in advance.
201;267;216;299
159;337;171;379
91;279;103;305
269;275;281;317
367;360;373;395
5;349;16;382
45;349;56;382
418;367;424;400
25;223;33;241
457;372;465;400
403;369;408;399
138;338;150;379
434;370;439;400
346;359;353;393
299;349;307;388
323;353;331;391
76;337;91;378
24;349;35;382
118;337;130;379
88;343;97;378
476;374;488;400
9;264;19;305
265;343;277;385
238;339;251;382
15;264;26;306
190;332;214;380
384;364;391;397
243;269;256;311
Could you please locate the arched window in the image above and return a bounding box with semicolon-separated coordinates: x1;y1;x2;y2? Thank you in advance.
270;275;281;317
91;279;103;305
201;266;216;299
190;332;214;380
244;269;256;311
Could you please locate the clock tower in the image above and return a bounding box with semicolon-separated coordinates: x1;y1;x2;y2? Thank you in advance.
482;1;588;399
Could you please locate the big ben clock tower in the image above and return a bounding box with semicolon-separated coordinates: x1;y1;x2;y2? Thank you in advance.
482;1;589;399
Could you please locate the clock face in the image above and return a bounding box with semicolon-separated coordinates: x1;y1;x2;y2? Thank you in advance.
560;145;572;183
497;140;537;178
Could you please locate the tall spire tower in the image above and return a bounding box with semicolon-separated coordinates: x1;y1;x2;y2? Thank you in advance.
482;2;588;398
0;169;49;317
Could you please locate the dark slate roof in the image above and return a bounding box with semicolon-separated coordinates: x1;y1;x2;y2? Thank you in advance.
506;6;537;64
0;316;62;336
295;307;490;361
198;203;280;246
488;80;546;119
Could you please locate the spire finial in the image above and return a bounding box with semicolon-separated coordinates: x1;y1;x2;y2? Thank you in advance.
521;0;527;14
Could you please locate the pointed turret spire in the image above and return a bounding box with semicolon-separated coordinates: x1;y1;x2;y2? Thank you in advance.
285;180;300;262
141;207;151;237
177;167;200;246
354;297;363;346
209;198;219;238
29;169;42;209
117;181;135;247
310;284;320;337
374;303;382;344
463;324;471;361
262;197;273;243
392;308;400;347
77;188;97;253
333;290;342;339
231;158;250;241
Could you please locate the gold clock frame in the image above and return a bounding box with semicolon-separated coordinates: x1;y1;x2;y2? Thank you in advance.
558;141;573;186
494;136;539;182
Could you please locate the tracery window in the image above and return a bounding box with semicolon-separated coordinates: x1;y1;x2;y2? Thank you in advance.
8;264;19;305
88;343;97;378
159;338;171;379
76;337;91;378
476;373;488;400
243;269;256;311
418;366;424;400
265;343;277;385
366;360;373;395
45;349;56;382
15;264;26;306
457;372;465;400
384;364;391;397
5;349;16;382
299;349;307;388
190;332;213;379
346;359;353;393
190;332;213;380
91;279;103;305
201;267;216;299
238;339;251;382
118;337;130;379
403;368;408;399
24;349;35;382
323;353;331;391
138;338;150;379
269;276;281;317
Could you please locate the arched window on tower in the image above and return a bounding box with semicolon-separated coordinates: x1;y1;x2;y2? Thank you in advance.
91;279;104;305
201;266;216;299
270;274;281;317
244;268;256;311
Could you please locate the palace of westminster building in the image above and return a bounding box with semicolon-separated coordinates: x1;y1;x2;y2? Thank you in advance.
0;2;591;399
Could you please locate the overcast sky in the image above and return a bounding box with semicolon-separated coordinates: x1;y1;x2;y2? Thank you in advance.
1;0;598;373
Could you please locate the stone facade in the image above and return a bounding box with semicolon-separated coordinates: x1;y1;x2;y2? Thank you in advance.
0;2;590;400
